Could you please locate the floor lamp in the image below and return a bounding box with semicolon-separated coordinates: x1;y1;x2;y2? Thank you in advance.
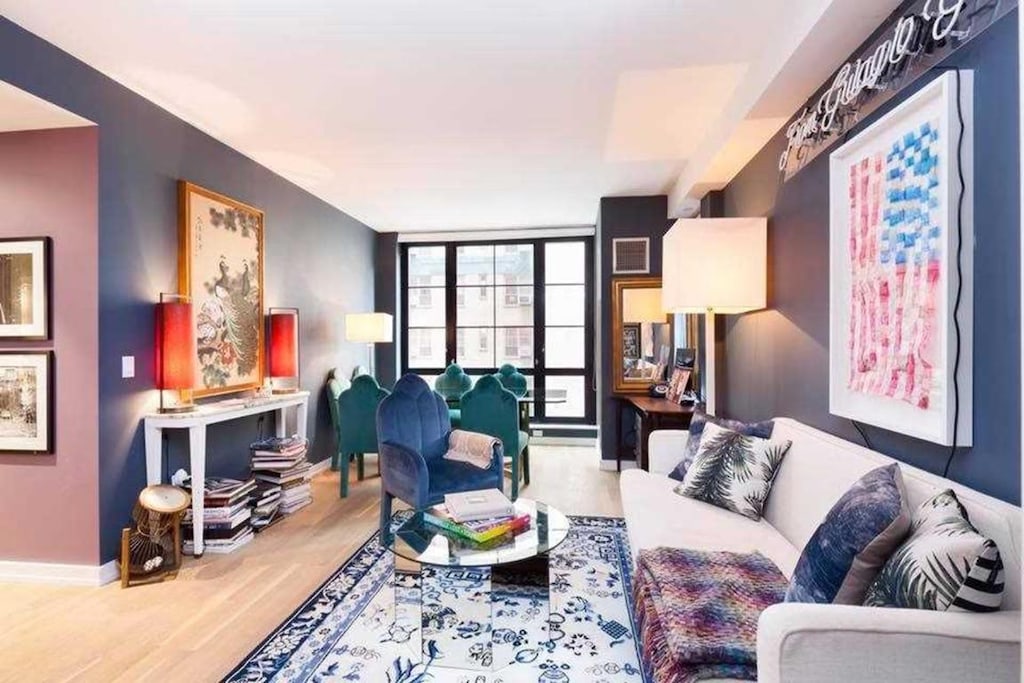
345;312;394;378
662;217;767;416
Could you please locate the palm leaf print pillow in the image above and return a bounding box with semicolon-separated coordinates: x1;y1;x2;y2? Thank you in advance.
864;490;1004;612
674;422;792;520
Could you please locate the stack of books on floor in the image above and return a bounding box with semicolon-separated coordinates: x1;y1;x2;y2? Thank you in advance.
250;435;313;517
424;489;531;551
251;481;282;532
183;476;257;554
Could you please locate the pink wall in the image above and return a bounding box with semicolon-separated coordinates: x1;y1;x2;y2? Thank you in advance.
0;127;99;564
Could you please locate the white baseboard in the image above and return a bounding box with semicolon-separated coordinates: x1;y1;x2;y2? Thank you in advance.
599;459;639;472
0;559;119;586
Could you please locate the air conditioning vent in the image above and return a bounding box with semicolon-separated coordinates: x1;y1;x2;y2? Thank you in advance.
612;238;650;274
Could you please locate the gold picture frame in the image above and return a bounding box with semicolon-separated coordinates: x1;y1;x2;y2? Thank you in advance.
178;181;265;398
610;276;669;394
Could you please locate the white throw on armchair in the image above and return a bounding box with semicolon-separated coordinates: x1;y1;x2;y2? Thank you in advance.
621;418;1021;683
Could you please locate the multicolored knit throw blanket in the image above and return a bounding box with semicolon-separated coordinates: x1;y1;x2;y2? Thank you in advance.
633;548;787;682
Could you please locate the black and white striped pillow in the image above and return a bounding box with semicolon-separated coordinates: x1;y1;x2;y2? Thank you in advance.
950;540;1004;612
864;490;1004;612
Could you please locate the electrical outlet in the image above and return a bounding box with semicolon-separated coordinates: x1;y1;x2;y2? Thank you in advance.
121;355;135;379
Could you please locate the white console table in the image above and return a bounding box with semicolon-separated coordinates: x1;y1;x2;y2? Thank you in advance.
143;391;310;556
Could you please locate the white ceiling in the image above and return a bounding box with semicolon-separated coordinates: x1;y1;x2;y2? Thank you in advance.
1;0;900;231
0;80;93;133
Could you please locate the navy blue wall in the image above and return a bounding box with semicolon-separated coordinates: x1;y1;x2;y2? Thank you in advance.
721;12;1020;503
374;231;400;390
0;19;377;561
598;196;672;461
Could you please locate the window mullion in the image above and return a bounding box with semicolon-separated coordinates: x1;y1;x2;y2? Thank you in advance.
445;243;457;365
533;240;546;420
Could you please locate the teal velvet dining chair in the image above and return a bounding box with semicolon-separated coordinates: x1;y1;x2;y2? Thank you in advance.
434;363;472;427
460;375;529;500
326;371;351;472
495;364;530;485
335;374;390;497
495;364;528;397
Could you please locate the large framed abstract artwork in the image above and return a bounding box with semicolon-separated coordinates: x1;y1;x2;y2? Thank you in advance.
829;72;973;447
178;181;265;398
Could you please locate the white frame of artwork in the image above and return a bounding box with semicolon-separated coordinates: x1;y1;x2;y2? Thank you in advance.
829;71;973;447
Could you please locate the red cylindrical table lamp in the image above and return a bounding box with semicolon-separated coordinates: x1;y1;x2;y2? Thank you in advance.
268;307;300;393
155;293;196;413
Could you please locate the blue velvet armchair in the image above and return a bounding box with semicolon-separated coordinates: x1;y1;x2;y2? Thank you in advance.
376;374;503;533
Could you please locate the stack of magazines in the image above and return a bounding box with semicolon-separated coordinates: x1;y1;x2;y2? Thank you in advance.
250;481;282;531
250;435;313;516
183;477;257;554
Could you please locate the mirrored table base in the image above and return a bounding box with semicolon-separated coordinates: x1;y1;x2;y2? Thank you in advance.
391;553;553;673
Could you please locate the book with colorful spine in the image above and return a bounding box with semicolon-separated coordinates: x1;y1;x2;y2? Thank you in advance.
423;506;531;545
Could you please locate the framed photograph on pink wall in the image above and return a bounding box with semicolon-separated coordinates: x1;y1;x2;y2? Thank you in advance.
0;237;51;340
0;351;53;454
828;71;973;447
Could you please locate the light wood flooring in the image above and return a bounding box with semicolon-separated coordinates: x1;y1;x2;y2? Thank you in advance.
0;445;621;682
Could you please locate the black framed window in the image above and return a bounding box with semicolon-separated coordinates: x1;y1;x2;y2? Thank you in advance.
401;237;594;424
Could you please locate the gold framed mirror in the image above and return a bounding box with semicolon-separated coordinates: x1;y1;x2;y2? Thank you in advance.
611;276;672;394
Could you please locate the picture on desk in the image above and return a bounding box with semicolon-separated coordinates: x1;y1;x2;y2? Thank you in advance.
666;367;692;404
0;351;52;454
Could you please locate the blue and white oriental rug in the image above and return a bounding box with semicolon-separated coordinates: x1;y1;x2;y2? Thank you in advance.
225;516;650;682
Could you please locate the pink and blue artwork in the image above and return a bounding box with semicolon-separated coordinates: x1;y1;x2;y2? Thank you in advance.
846;119;941;410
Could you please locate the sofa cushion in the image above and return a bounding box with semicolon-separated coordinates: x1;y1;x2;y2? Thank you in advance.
786;464;911;605
668;412;774;481
761;419;1022;611
864;489;1005;612
620;469;801;577
675;423;792;521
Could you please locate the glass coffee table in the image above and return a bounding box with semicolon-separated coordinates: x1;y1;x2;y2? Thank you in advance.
381;498;571;673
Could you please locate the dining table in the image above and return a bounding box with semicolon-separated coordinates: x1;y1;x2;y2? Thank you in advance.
445;388;567;432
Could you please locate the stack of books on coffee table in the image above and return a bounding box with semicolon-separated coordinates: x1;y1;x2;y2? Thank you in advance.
250;435;313;516
423;489;530;550
183;476;257;554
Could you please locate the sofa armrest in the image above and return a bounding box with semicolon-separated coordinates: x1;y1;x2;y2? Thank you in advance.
647;430;689;476
379;440;430;508
757;603;1021;683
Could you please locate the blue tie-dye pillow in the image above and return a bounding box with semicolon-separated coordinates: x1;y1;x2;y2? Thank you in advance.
785;464;911;604
667;412;774;481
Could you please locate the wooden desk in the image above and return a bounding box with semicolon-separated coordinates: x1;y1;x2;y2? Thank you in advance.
143;391;310;556
614;395;696;472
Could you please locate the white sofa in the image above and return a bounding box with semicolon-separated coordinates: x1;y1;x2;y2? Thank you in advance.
620;417;1021;683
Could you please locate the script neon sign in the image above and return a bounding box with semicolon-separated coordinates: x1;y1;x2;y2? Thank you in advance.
780;0;966;172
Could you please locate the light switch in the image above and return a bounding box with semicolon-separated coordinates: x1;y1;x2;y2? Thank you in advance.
121;355;135;379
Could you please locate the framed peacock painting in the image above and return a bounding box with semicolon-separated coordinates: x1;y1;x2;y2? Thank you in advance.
178;181;265;398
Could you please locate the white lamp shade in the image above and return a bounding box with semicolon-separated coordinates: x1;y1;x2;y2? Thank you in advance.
662;217;767;314
345;312;394;343
623;287;664;323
